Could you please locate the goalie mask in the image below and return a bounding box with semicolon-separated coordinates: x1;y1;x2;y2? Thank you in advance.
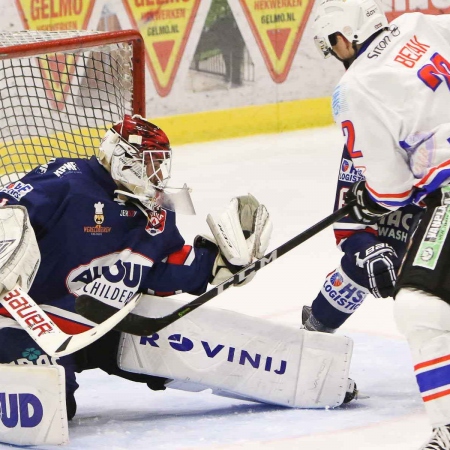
313;0;388;59
99;115;195;214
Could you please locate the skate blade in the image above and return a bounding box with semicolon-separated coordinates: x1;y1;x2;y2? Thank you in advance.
356;392;370;400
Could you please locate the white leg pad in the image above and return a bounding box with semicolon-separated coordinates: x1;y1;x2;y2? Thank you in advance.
0;364;68;445
118;295;353;408
395;288;450;427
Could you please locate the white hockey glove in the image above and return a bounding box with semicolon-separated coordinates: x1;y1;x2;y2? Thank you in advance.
0;205;40;293
205;194;272;286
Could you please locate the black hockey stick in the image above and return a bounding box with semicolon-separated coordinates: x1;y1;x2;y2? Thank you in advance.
76;202;354;335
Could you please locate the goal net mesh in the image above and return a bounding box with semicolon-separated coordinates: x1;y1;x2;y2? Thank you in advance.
0;30;141;186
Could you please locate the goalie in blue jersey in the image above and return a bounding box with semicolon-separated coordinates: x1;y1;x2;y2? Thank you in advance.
0;115;273;441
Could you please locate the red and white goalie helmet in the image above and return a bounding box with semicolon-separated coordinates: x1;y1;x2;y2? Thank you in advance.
99;115;195;214
99;114;171;201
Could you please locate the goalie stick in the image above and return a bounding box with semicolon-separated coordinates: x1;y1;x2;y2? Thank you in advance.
76;203;354;336
0;286;142;357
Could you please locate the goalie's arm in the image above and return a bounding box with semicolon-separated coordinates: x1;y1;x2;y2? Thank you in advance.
139;244;218;296
140;194;272;294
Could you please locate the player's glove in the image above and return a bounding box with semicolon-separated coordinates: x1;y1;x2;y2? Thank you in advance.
355;243;399;298
345;181;391;224
196;194;272;287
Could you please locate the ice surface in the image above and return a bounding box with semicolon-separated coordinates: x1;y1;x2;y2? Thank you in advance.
2;126;433;449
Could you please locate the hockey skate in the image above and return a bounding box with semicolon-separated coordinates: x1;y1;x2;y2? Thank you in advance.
301;305;336;333
420;426;450;449
343;378;358;404
300;307;359;405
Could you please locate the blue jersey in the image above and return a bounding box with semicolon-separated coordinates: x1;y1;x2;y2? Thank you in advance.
0;157;216;333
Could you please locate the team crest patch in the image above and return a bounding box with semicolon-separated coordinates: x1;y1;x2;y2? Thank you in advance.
145;208;167;236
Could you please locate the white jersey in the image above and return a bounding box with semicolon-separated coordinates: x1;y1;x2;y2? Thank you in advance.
332;13;450;209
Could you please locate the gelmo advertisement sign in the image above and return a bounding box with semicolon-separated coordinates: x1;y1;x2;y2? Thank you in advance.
122;0;202;97
15;0;95;30
239;0;314;83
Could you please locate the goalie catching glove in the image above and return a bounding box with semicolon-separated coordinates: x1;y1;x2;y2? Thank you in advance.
0;205;40;294
195;194;272;286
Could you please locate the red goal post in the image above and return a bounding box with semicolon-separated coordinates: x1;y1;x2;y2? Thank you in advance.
0;29;146;185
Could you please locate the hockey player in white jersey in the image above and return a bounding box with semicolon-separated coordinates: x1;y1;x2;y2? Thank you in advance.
313;1;450;448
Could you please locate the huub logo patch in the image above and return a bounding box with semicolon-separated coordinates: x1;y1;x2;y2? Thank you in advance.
0;393;43;428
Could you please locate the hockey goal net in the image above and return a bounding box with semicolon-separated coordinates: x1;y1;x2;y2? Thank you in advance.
0;29;145;186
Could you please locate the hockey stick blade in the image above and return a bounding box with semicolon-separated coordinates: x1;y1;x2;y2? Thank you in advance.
0;286;142;357
76;203;354;336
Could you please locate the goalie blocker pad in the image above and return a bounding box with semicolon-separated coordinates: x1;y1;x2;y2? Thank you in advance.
0;205;40;293
0;365;68;445
118;296;353;408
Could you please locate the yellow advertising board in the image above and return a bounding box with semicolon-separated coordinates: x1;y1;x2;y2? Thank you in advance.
123;0;201;97
239;0;314;82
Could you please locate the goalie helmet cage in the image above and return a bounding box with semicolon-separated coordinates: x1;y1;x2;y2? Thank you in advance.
0;29;146;186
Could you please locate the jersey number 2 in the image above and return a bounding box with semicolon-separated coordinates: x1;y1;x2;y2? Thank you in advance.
342;120;362;158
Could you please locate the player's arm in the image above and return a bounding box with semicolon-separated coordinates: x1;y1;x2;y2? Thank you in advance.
337;76;416;212
140;243;217;296
76;192;272;310
0;161;67;296
332;144;378;248
0;159;71;237
142;194;272;296
334;144;400;297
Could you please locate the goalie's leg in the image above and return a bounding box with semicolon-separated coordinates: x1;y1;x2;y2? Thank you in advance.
0;364;69;446
117;295;356;409
0;325;169;426
77;329;168;392
0;327;79;420
0;327;70;445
